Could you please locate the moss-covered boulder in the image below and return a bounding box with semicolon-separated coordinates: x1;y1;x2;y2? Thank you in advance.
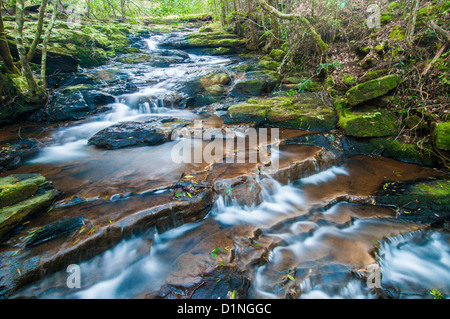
269;49;286;62
230;70;282;97
0;174;61;242
337;101;400;137
186;32;246;50
199;72;231;88
432;122;450;151
225;95;336;130
345;74;401;106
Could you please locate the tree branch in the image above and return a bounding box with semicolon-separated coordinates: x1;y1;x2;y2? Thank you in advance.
256;0;327;54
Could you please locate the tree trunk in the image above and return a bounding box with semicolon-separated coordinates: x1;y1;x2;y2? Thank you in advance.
0;8;20;75
247;0;257;50
14;0;40;94
257;0;328;54
27;0;49;62
40;0;58;90
405;0;420;46
120;0;126;21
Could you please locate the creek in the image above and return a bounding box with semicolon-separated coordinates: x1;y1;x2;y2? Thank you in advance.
1;30;449;299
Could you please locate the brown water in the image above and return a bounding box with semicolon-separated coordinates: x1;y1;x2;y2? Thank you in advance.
1;32;449;299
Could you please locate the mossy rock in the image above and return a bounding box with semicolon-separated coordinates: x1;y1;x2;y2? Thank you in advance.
269;49;286;62
226;95;336;130
0;174;61;241
187;32;246;48
337;106;400;137
432;122;450;151
230;70;282;97
358;69;389;83
345;74;401;106
199;72;231;89
383;139;435;166
257;60;279;71
375;179;450;224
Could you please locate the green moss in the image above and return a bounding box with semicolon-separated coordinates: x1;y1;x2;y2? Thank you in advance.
384;139;435;165
387;1;401;11
380;12;393;25
199;72;231;88
342;75;355;86
358;69;389;83
269;49;286;62
346;74;401;106
226;95;336;130
432;122;450;151
338;107;400;137
389;26;406;40
187;32;245;48
0;174;60;241
257;60;279;70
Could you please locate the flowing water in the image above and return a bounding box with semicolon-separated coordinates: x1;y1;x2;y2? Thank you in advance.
2;30;449;299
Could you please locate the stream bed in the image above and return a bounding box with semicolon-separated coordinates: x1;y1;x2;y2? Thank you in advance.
1;29;449;299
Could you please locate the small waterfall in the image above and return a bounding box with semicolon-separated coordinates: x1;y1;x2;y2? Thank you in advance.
377;230;450;298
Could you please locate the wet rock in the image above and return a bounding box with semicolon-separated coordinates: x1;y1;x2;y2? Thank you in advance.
344;136;436;166
25;216;85;247
41;90;92;122
88;117;189;149
150;266;250;299
116;52;190;67
375;178;450;225
0;139;40;171
159;32;246;53
230;70;282;97
177;71;231;107
225;95;336;131
81;90;116;108
0;174;61;242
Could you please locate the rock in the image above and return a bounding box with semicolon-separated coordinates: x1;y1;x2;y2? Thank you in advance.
375;178;450;225
177;71;231;107
116;51;190;66
199;72;231;88
230;70;282;97
82;90;116;108
42;90;92;122
25;216;85;247
0;139;40;171
269;49;286;62
432;122;450;151
159;32;246;53
0;174;61;242
345;74;401;106
87;117;189;149
337;106;400;138
151;266;250;299
257;60;279;70
225;95;336;131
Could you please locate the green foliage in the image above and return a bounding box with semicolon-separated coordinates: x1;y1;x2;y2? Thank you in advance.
430;288;445;299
